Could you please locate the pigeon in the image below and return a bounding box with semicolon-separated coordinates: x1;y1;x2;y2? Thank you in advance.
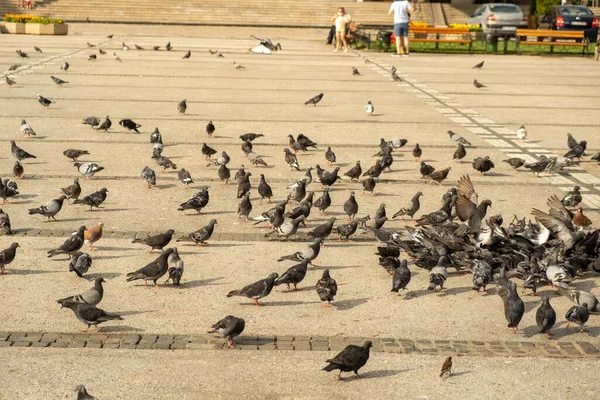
208;316;246;348
592;152;600;165
362;177;376;195
284;148;300;170
19;120;36;137
352;66;360;75
535;296;556;336
73;188;108;210
365;100;374;115
5;76;16;87
393;191;423;221
561;186;582;209
453;144;466;163
473;79;486;88
567;133;578;149
57;278;104;307
182;50;191;59
572;208;592;230
504;281;525;333
345;161;362;182
61;62;70;71
556;286;600;313
440;357;453;379
304;93;323;106
36;94;53;109
164;247;184;285
50;75;68;86
472;260;492;292
428;257;449;291
239;133;264;142
288;167;313;190
206;121;215;137
87;42;95;48
237;172;252;199
95;116;112;132
0;243;19;275
134;44;143;50
420;161;435;177
566;304;590;331
316;269;337;307
336;220;359;241
177;219;217;246
266;215;306;240
218;164;231;184
325;147;336;164
208;151;230;167
119;119;141;133
564;141;586;160
113;52;122;62
28;196;66;221
0;179;19;204
227;272;279;306
424;167;452;186
75;385;98;400
343;192;359;221
238;193;252;220
472;61;484;69
322;341;372;380
16;49;28;58
12;162;23;180
516;124;527;141
82;116;100;128
178;168;193;186
132;230;175;253
258;174;273;204
61;300;122;332
320;167;341;188
68;253;92;278
166;42;172;51
61;178;82;201
153;46;160;51
0;209;13;236
11;140;36;161
412;144;422;162
47;226;86;258
307;218;336;241
8;64;21;71
126;248;175;288
202;143;218;160
278;238;322;265
274;259;310;290
177;99;187;114
154;155;177;171
63;149;90;162
233;62;245;70
502;157;526;172
447;130;471;146
98;49;107;55
472;156;495;175
314;189;332;215
178;188;210;214
391;69;403;82
84;223;103;251
141;167;156;188
391;260;411;295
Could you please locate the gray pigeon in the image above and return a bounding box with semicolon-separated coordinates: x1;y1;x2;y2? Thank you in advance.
177;99;187;114
316;269;337;307
504;281;525;333
278;238;322;265
258;174;273;204
274;259;310;290
76;384;98;400
238;193;252;220
447;130;471;146
566;304;590;332
61;178;82;201
28;196;67;221
126;248;175;288
322;341;372;380
51;75;68;86
69;251;93;277
208;315;246;348
471;260;492;292
177;219;217;246
307;218;336;241
392;192;423;221
11;140;36;161
535;296;556;336
178;168;193;186
227;272;279;306
47;226;86;258
57;277;104;307
61;62;70;71
73;162;104;179
265;215;305;240
343;192;358;221
141;166;156;188
37;94;52;108
63;149;90;162
0;209;12;236
165;247;184;285
61;300;122;332
428;256;448;291
132;229;175;253
391;260;411;295
556;286;600;313
73;188;108;210
0;242;19;275
20;120;36;136
336;220;359;241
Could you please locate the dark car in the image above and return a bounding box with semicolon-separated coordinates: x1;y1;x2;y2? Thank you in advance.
538;6;598;42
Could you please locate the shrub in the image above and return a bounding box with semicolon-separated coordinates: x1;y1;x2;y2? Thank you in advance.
3;14;64;24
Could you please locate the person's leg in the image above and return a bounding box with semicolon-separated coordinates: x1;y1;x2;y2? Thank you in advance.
326;25;335;44
334;31;342;52
400;24;409;55
403;36;410;55
393;24;402;55
341;33;349;51
396;37;403;54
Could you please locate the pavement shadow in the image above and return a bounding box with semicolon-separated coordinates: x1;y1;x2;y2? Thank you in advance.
85;272;122;280
263;300;314;307
333;297;369;310
101;246;139;252
100;208;132;212
311;265;358;271
179;277;225;289
344;369;408;381
439;286;472;296
99;325;144;332
92;255;132;261
452;371;473;377
5;268;62;275
118;310;157;317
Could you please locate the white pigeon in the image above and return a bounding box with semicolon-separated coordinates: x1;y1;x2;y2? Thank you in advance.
233;62;245;70
113;52;122;62
74;162;104;179
122;42;130;51
249;45;272;55
516;124;527;141
365;100;374;116
20;119;36;136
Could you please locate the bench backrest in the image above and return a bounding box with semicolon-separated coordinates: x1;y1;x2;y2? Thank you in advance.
517;29;584;38
411;27;470;35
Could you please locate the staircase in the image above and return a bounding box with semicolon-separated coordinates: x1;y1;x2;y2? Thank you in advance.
0;0;433;28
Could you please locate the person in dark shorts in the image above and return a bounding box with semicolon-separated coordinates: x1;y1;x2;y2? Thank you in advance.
388;0;415;56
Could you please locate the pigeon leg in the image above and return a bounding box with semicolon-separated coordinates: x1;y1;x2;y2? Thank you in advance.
337;371;342;380
227;340;236;349
293;284;299;290
51;216;58;222
81;326;90;332
154;284;161;289
252;299;263;307
1;266;5;275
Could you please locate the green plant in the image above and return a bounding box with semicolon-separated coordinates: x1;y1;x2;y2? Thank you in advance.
529;0;537;16
3;14;64;24
536;0;559;16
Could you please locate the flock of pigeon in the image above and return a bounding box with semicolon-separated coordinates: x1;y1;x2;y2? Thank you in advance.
3;34;600;395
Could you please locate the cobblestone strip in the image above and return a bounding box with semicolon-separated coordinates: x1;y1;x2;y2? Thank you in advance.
0;331;598;358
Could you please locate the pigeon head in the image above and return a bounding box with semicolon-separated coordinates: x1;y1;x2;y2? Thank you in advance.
267;272;279;280
163;248;175;256
9;242;20;249
415;191;423;198
73;162;81;168
362;341;373;349
167;229;175;235
78;226;87;233
209;219;218;225
99;188;108;194
172;247;178;254
95;277;106;285
322;269;331;279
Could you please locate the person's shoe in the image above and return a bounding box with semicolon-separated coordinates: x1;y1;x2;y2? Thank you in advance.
333;49;339;53
402;53;409;57
343;49;348;53
326;41;332;45
391;53;401;57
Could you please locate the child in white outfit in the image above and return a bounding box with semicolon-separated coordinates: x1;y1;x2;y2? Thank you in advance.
331;8;351;52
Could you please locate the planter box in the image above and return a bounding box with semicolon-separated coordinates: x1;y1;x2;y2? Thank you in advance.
1;22;68;35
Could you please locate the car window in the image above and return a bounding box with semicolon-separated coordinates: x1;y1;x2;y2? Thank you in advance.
557;6;593;16
473;6;485;16
489;5;520;13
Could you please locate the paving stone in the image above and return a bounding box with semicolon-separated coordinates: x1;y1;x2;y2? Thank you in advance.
41;334;59;342
31;341;50;348
187;343;223;350
136;343;154;349
86;341;103;349
0;341;13;347
258;344;277;350
12;342;31;348
152;343;171;350
577;342;599;354
103;343;121;349
276;336;294;342
120;344;138;350
67;342;86;348
50;342;68;348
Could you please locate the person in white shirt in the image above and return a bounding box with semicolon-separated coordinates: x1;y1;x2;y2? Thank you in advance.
331;7;352;53
388;0;415;57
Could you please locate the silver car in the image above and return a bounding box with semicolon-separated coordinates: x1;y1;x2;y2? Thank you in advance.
467;3;528;36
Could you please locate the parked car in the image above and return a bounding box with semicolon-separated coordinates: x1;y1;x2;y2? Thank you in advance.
467;3;528;36
538;6;598;42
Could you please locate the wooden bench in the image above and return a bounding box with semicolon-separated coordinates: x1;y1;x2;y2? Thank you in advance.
409;27;472;53
516;29;589;56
